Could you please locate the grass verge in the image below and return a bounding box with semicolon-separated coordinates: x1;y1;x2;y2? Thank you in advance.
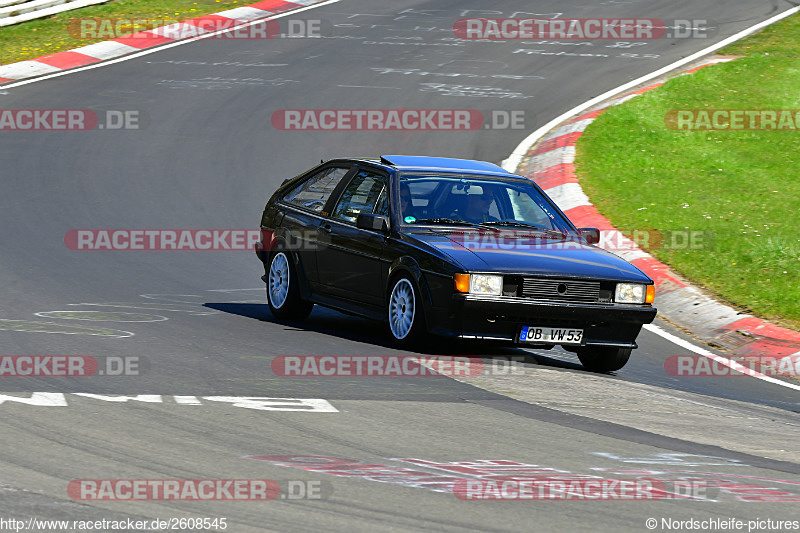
0;0;249;66
575;14;800;330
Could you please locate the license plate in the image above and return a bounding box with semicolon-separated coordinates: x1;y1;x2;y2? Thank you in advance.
519;326;583;345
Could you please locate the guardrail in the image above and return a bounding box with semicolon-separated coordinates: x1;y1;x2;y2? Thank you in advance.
0;0;111;27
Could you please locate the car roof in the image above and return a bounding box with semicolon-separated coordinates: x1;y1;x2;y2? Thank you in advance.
380;155;512;174
333;155;518;179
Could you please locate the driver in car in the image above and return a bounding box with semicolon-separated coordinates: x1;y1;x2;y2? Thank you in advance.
452;188;499;224
400;183;425;221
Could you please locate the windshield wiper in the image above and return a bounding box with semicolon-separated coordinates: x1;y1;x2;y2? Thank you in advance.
480;221;567;237
411;219;512;234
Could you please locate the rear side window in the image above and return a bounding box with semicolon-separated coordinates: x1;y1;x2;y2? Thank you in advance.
283;166;350;213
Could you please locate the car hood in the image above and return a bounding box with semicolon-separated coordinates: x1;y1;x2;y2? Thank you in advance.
406;229;651;282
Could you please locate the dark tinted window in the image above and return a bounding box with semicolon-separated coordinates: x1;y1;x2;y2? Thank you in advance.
332;169;387;224
375;189;389;216
283;166;349;213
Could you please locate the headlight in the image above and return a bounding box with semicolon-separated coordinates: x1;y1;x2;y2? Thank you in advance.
454;274;503;296
472;274;502;295
615;283;647;304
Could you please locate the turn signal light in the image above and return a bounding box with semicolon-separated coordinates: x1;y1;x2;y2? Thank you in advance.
454;273;470;293
646;285;655;304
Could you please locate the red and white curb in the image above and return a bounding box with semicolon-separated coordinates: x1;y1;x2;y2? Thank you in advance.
510;56;800;367
0;0;326;85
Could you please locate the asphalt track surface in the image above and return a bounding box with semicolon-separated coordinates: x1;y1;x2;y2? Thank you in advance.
1;1;799;531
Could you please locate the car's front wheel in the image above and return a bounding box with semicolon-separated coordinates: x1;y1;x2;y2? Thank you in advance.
387;275;426;346
267;251;313;320
576;346;631;372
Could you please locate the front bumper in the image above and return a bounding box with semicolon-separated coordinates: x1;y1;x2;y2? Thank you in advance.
427;294;657;347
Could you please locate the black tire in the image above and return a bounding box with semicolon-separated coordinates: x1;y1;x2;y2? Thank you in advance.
266;251;313;320
577;346;631;372
386;274;427;346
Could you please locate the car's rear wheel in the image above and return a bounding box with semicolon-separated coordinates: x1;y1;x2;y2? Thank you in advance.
267;251;313;320
576;346;631;372
387;275;426;345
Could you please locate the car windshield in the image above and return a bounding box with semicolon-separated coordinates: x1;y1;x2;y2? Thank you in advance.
397;174;575;234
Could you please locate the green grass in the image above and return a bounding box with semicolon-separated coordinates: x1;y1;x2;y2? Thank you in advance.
575;14;800;330
0;0;249;65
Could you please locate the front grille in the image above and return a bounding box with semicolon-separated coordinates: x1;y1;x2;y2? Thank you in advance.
520;278;601;303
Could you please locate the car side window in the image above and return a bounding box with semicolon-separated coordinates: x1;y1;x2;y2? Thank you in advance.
508;188;558;229
283;166;350;213
331;169;387;224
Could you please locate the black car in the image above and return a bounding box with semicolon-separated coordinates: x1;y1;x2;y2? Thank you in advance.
256;155;656;371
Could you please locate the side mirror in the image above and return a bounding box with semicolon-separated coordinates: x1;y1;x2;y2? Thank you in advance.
356;213;390;233
578;227;600;245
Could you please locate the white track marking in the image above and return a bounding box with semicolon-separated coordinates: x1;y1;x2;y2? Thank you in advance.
33;310;168;322
643;324;800;392
0;393;338;411
0;0;341;90
501;5;800;172
0;319;133;338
